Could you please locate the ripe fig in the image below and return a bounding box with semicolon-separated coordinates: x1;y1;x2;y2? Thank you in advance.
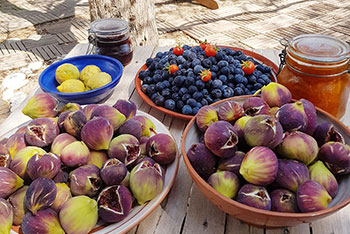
21;208;64;234
113;99;137;120
60;141;90;167
140;136;149;155
232;115;251;150
57;110;71;131
243;114;283;148
25;178;57;214
146;133;177;165
0;198;13;234
195;106;218;132
22;93;59;119
108;134;140;166
239;146;278;186
59;102;82;113
81;117;114;150
208;171;240;199
187;143;216;180
53;170;69;183
270;189;298;213
63;110;87;137
100;158;127;186
217;151;245;175
50;133;76;156
217;100;244;122
260;82;292;107
0;144;11;167
277;101;308;132
87;150;108;168
313;122;344;147
318;142;350;175
91;105;126;131
243;97;270;116
130;116;156;137
8;186;28;225
69;164;102;197
97;185;132;223
25;117;59;147
309;161;338;198
82;104;99;121
0;167;23;198
118;118;143;140
297;180;332;213
237;184;271;210
51;183;72;212
300;99;317;135
204;121;238;158
5;133;26;158
27;152;61;180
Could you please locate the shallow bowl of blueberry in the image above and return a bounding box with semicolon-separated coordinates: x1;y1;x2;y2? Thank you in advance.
135;44;278;120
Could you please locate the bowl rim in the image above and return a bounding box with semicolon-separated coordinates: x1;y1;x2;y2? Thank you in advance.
181;95;350;219
39;54;123;96
135;46;279;121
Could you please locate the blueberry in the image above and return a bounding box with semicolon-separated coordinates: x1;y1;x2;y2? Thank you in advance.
146;85;157;96
211;89;222;98
188;85;198;94
178;64;184;70
263;66;271;73
173;76;185;87
233;60;240;67
171;93;180;101
188;52;197;61
217;60;229;68
193;91;203;101
141;84;149;93
253;70;262;77
171;86;179;93
241;77;248;85
183;61;191;69
234;68;245;76
183;45;191;50
200;99;209;106
206;96;214;104
176;56;186;64
186;98;197;108
201;89;209;96
256;64;265;72
205;79;213;89
153;74;162;83
156;52;164;58
209;56;217;64
233;74;244;84
168;54;177;60
194;65;204;74
164;99;176;110
138;70;147;80
195;80;205;90
197;54;205;61
191;59;201;67
227;56;235;64
213;80;223;89
154;95;165;106
173;70;182;76
233;87;244;96
187;71;195;78
222;87;234;98
220;85;228;91
151;92;159;101
259;74;269;82
159;58;168;65
202;58;212;68
253;83;263;90
182;94;191;102
247;84;253;90
192;107;200;115
211;71;217;79
236;54;247;61
182;105;193;115
210;65;219;72
265;78;272;84
184;76;195;87
228;83;235;88
236;83;245;89
220;67;230;76
257;78;266;85
161;88;171;98
148;63;156;71
169;59;177;65
196;102;202;108
143;76;152;84
162;80;171;88
248;75;257;84
155;63;163;70
233;50;243;56
183;50;191;59
156;82;165;92
213;98;221;103
146;58;154;67
161;70;170;80
215;51;225;60
179;87;188;96
176;100;185;110
223;48;231;54
244;88;251;95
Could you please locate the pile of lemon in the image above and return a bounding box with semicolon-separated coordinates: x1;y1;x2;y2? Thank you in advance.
55;63;112;93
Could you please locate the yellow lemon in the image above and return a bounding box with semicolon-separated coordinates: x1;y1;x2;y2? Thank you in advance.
55;63;80;84
57;79;86;93
85;72;112;90
80;65;101;83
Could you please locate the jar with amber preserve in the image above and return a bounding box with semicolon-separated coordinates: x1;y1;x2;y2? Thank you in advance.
89;18;133;66
277;34;350;118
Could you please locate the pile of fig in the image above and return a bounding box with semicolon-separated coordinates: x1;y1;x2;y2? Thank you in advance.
187;82;349;213
0;93;177;234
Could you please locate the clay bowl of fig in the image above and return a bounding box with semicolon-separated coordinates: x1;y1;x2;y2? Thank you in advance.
181;95;350;227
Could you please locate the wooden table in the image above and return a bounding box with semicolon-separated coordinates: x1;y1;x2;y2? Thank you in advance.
1;44;350;234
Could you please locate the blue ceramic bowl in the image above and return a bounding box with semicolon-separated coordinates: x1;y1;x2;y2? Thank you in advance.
39;55;123;104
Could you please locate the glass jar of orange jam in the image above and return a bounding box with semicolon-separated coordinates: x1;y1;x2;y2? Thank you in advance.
277;34;350;118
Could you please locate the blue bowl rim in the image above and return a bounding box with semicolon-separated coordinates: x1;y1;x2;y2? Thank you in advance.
39;54;123;97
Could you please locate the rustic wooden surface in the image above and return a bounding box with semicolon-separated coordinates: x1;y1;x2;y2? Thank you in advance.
1;44;350;234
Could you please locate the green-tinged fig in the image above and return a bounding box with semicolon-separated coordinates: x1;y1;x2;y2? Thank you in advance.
118;118;143;140
27;152;61;180
108;134;140;166
277;101;308;132
146;133;177;165
204;121;238;158
60;141;90;167
239;146;278;186
51;133;77;156
0;167;23;198
121;171;130;188
297;180;332;213
218;100;244;122
309;161;338;198
8;186;28;225
217;151;245;175
318;142;350;175
87;150;108;169
0;144;11;167
237;184;271;210
0;198;13;234
22;93;59;119
25;178;57;214
100;158;127;186
82;104;99;121
195;106;218;132
22;208;64;234
113;99;137;120
59;102;82;113
130;116;156;137
260;82;292;107
81;117;114;150
278;131;318;165
5;133;26;158
63;110;87;137
140;136;149;155
130;160;164;205
97;185;132;223
69;164;102;197
208;171;240;199
51;183;72;212
232;115;251;150
91;105;126;131
59;196;98;234
25;117;59;147
270;189;298;213
300;99;317;135
243;97;270;116
313;122;344;147
243;114;283;148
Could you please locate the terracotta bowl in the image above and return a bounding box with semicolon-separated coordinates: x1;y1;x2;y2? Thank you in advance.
135;47;279;121
181;96;350;227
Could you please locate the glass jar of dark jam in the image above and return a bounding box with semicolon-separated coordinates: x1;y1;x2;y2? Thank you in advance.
89;18;133;66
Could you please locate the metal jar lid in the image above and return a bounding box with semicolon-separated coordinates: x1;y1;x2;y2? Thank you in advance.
89;18;129;36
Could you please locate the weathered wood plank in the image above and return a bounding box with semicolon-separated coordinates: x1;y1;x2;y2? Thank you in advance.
225;215;250;234
265;224;310;234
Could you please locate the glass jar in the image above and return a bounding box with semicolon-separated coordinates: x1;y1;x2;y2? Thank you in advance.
277;34;350;118
89;18;133;66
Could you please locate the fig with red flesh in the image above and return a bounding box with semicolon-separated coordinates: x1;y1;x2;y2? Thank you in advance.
195;106;218;132
313;122;345;147
236;184;271;210
187;143;216;180
318;142;350;175
146;133;177;165
243;97;270;116
108;134;140;166
113;99;137;120
270;189;298;213
63;110;87;137
81;117;114;151
69;164;102;197
25;117;59;147
0;144;11;167
27;152;61;180
217;100;244;122
100;158;127;186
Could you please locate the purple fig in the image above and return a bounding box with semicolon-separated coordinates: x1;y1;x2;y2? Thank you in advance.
187;143;216;180
83;104;100;121
59;102;82;113
274;159;310;192
25;178;57;214
195;106;218;132
87;150;108;169
5;133;26;158
217;151;245;175
300;99;317;135
121;171;130;187
26;152;61;180
318;142;350;175
146;133;177;165
113;99;137;119
130;116;156;137
260;82;292;107
243;114;283;148
243;97;270;116
53;170;69;183
208;171;240;198
24;117;59;147
8;186;28;225
60;141;90;167
108;134;140;166
239;146;278;186
130;160;164;204
309;161;338;198
50;133;77;156
118;118;143;140
0;167;23;198
15;126;27;134
217;100;244;122
313;122;345;147
100;158;127;186
277;101;308;132
269;107;279;117
97;185;132;223
57;110;71;131
278;131;318;165
0;137;7;144
297;180;332;213
237;184;271;210
81;117;114;150
270;189;298;213
140;136;149;155
0;198;13;234
0;144;11;167
69;164;102;197
126;154;156;170
204;121;238;158
63;110;87;137
51;183;72;212
22;208;64;234
91;105;126;131
22;93;59;119
232;115;251;150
